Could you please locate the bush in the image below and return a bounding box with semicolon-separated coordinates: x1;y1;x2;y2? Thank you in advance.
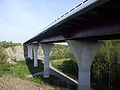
0;44;10;74
0;45;8;63
52;60;78;80
60;60;78;79
50;44;74;60
52;40;120;90
92;40;120;89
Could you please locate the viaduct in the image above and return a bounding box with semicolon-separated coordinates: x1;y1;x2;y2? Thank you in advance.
24;0;120;90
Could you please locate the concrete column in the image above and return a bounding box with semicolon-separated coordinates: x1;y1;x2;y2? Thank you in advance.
66;40;101;90
27;45;30;58
29;45;33;60
27;45;33;59
33;45;39;67
40;43;53;78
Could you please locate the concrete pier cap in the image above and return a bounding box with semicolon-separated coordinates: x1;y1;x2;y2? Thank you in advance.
40;43;54;78
66;40;101;90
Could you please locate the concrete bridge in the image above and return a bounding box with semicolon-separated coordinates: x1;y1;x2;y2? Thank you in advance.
24;0;120;90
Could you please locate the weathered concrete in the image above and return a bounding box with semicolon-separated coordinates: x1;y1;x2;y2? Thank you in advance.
66;40;101;90
33;45;39;67
40;43;53;78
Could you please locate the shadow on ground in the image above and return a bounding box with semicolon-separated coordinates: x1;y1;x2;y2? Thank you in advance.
25;59;77;90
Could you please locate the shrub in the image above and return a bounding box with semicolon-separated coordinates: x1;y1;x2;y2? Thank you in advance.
50;44;74;60
0;45;8;63
0;44;10;74
52;40;120;89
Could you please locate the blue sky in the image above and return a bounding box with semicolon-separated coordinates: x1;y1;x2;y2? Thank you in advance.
0;0;83;43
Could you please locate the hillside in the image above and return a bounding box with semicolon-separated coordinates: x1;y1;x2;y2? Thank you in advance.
0;75;56;90
5;46;25;61
5;44;71;63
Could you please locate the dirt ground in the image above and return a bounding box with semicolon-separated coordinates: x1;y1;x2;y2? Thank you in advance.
0;75;56;90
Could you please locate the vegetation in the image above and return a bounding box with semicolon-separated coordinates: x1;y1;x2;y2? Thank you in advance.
51;60;78;80
92;40;120;90
0;45;10;74
51;40;120;90
12;60;77;90
50;44;74;60
0;41;73;89
0;40;120;90
0;59;76;90
0;41;22;74
0;40;75;90
0;41;22;48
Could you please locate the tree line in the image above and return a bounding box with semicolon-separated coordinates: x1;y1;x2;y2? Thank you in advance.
51;40;120;90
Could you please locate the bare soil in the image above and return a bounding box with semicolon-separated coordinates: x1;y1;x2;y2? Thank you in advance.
0;75;55;90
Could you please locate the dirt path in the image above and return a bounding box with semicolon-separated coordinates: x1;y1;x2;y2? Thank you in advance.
0;75;55;90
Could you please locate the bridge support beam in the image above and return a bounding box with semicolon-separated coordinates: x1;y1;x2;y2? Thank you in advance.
33;45;39;67
66;40;101;90
27;45;33;59
41;43;53;78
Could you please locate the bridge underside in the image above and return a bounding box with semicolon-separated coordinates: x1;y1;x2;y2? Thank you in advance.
25;0;120;44
24;0;120;90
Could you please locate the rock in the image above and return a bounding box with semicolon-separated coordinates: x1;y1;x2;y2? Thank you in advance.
5;45;44;64
5;46;25;61
6;58;17;65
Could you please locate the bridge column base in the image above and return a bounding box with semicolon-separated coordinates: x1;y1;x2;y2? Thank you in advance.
66;40;101;90
41;43;53;78
33;45;39;67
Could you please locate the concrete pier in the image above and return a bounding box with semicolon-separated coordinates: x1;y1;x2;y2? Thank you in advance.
66;40;101;90
41;43;53;78
27;45;33;60
33;45;39;67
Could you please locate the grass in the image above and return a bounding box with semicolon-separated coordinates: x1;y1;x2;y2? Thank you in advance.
0;63;11;75
51;60;64;69
0;59;96;90
51;59;78;80
0;59;77;90
51;60;95;90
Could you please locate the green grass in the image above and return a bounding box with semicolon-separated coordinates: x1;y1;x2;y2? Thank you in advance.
51;60;64;70
0;63;11;75
9;60;47;85
0;41;22;48
0;59;96;90
52;60;96;90
51;60;78;80
0;59;76;90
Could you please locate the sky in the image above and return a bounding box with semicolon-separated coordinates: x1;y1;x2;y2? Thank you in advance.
0;0;83;43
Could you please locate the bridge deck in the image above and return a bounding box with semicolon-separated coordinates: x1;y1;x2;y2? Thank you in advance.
25;0;120;44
